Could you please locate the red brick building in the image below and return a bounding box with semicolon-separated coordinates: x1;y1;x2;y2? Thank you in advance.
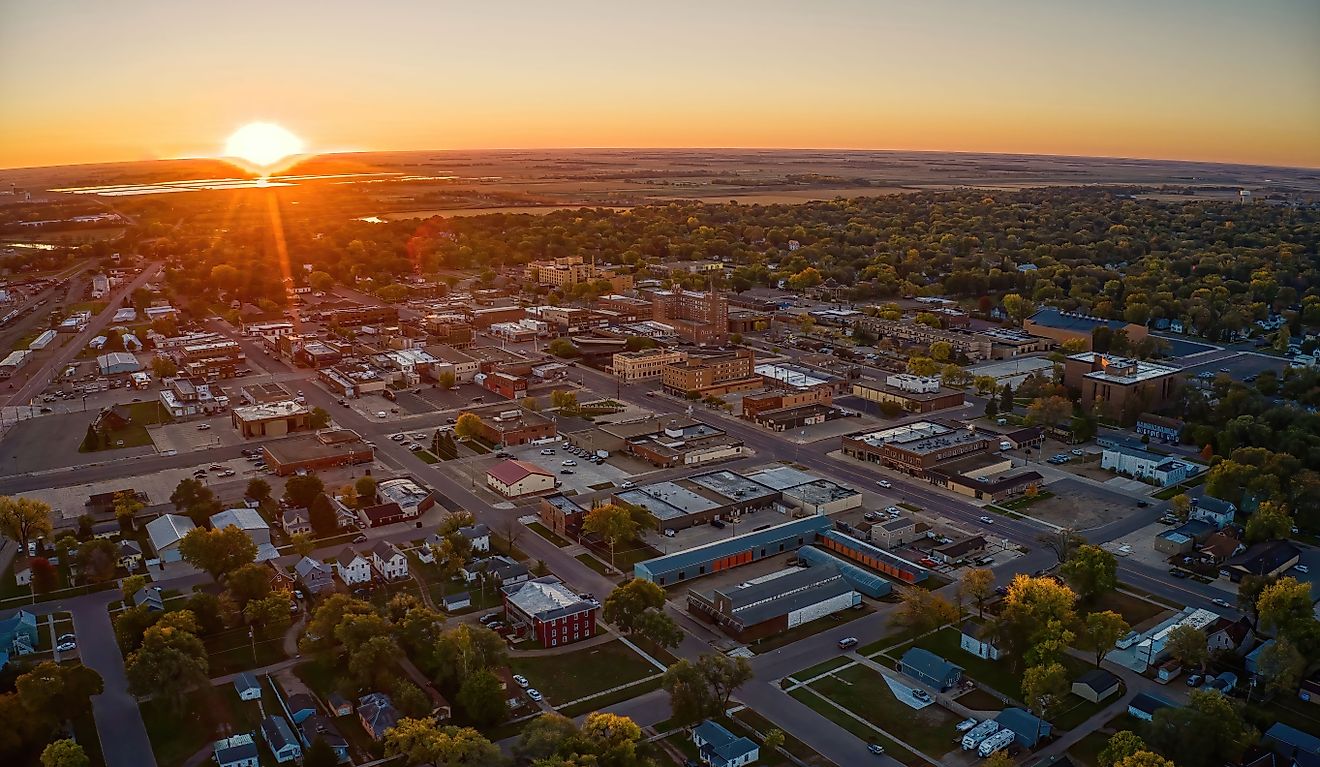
501;576;598;648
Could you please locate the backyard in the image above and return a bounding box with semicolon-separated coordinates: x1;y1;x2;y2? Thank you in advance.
141;686;266;767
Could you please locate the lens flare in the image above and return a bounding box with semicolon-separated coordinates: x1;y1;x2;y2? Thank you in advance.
223;122;305;173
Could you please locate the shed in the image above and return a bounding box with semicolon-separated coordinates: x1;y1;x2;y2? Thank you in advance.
1071;669;1120;703
996;707;1052;748
1128;692;1175;722
233;672;262;701
441;592;472;612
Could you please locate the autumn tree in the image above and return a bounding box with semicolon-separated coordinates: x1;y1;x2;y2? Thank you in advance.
382;719;502;766
454;412;482;441
1099;731;1148;767
895;586;959;635
76;538;118;583
1245;501;1292;543
112;490;145;531
1256;576;1318;641
1022;661;1069;719
1026;395;1073;428
1163;625;1208;672
960;569;995;618
1255;637;1306;697
245;478;272;503
1077;610;1130;667
582;503;638;569
992;574;1077;668
1061;545;1118;601
0;496;53;553
41;739;90;767
437;370;456;390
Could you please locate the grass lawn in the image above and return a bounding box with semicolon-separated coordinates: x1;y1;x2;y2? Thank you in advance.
72;709;105;767
584;539;660;572
731;708;836;767
556;676;663;717
141;685;266;767
509;639;658;705
809;664;961;758
751;604;876;654
955;687;1005;711
527;521;570;548
907;627;1034;700
1069;729;1111;767
1084;590;1169;629
1251;696;1320;738
575;552;610;576
858;626;919;657
81;424;154;452
415;449;440;464
1000;491;1055;510
294;658;340;697
788;686;919;765
791;656;854;683
1052;689;1119;731
203;628;287;676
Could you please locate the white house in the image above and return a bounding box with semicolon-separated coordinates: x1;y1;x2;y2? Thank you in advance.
1100;446;1193;487
1190;495;1236;529
457;523;491;553
146;513;196;563
335;547;373;585
233;672;262;701
371;541;409;581
259;716;301;764
959;620;1001;661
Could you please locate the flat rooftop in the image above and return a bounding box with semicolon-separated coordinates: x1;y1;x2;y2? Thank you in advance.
463;402;555;428
851;421;985;454
853;378;963;402
783;478;861;505
688;470;779;503
241;382;292;403
742;465;816;491
1070;352;1178;385
617;481;724;520
264;431;369;463
755;363;837;389
233;400;308;421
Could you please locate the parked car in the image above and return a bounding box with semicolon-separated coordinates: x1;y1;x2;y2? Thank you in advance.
620;481;635;489
955;718;978;732
196;423;211;430
1186;674;1202;687
1071;448;1085;456
837;637;859;650
512;674;529;688
912;689;931;702
540;449;556;455
711;519;726;529
562;460;577;466
527;689;543;702
663;529;676;538
868;744;885;755
353;535;367;543
479;613;501;624
56;641;76;652
390;434;406;442
560;469;574;475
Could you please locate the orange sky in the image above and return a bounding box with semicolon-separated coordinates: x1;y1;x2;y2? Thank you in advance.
1;0;1318;169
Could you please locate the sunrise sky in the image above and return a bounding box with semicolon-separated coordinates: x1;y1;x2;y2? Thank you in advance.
1;0;1318;169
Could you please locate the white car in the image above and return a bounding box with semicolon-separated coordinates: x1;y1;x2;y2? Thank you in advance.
376;411;387;418
512;674;530;688
885;506;900;515
527;688;543;702
196;423;211;430
540;449;555;455
876;480;892;488
979;516;994;524
620;481;635;489
390;434;406;442
1294;564;1310;574
56;641;77;653
562;460;577;466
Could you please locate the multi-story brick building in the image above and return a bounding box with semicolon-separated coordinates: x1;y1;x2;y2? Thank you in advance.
841;420;992;477
502;576;598;648
851;374;965;414
323;305;399;328
232;401;310;439
1063;353;1179;423
661;349;758;397
651;289;729;346
855;316;993;361
611;348;689;383
538;494;587;538
526;256;632;292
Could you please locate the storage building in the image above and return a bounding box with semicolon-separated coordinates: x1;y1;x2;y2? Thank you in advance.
634;515;832;587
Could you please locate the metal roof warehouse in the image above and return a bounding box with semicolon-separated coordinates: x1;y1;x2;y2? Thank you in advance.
634;515;832;586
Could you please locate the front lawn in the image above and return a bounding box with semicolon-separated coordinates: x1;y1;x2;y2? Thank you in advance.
1052;688;1121;731
203;626;287;676
790;656;854;683
904;627;1087;701
527;522;570;547
809;664;961;758
788;686;919;765
574;552;610;576
1084;590;1168;629
509;639;658;705
1069;729;1111;767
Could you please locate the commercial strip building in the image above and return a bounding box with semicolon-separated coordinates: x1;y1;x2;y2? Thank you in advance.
842;420;991;476
661;349;760;397
1109;607;1221;672
1063;353;1180;423
231;401;311;439
687;563;862;641
261;429;374;476
318;363;387;398
608;418;746;469
852;374;965;414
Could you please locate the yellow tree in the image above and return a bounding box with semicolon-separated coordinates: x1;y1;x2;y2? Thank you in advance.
959;569;995;618
582;504;639;569
454;412;483;442
0;496;53;553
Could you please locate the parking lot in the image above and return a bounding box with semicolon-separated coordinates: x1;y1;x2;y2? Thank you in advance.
1020;476;1155;530
1178;351;1290;382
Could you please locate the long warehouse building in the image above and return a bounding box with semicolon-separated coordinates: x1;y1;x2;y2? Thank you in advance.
633;516;832;587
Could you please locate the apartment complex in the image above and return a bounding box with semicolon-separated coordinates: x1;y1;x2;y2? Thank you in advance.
611;348;688;382
651;289;729;346
661;349;758;397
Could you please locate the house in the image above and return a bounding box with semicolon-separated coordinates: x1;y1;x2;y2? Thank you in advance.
1072;669;1121;703
118;540;144;570
213;734;259;767
370;541;409;580
280;507;312;536
1264;723;1320;760
899;647;963;691
1207;616;1256;656
959;620;1002;661
1200;533;1245;565
1128;692;1175;722
357;692;400;740
996;707;1052;748
1206;671;1239;694
335;547;373;585
441;592;471;612
146;513;196;563
486;459;557;497
458;523;492;553
1223;541;1301;582
462;555;530;586
295;556;337;595
358;502;410;528
1247;640;1276;676
260;716;302;763
1191;495;1237;529
134;586;165;611
285;692;318;725
692;719;760;767
0;610;39;667
233;672;262;701
327;692;354;717
301;716;350;764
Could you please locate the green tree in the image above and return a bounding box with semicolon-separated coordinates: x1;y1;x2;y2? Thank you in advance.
246;478;272;503
1077;610;1130;667
1022;661;1069;719
582;503;638;569
309;406;331;429
120;574;148;602
309;493;338;536
515;713;580;763
169;478;208;510
697;653;752;715
383;719;502;766
1170;494;1191;520
437;370;456;390
178;525;258;579
112;490;145;531
184;591;225;635
1164;625;1208;671
284;474;326;508
244;593;293;639
41;739;89;767
124;612;209;713
1000;383;1014;413
308;270;334;292
1061;545;1118;601
1146;689;1254;767
432;624;508;688
225;561;273;607
602;579;666;634
662;659;716;724
150;355;178;379
17;661;104;732
76;538;118;582
1256;576;1317;640
548;338;578;358
457;669;507;726
1026;395;1073;428
959;568;995;618
1099;731;1148;767
355;475;378;501
454;412;482;441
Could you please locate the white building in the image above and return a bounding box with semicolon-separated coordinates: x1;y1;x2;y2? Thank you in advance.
146;513;196;563
29;330;57;350
885;374;942;394
335;547;372;585
97;352;141;376
486;460;556;498
0;349;33;378
375;478;433;517
370;541;409;580
1100;446;1195;487
91;274;110;298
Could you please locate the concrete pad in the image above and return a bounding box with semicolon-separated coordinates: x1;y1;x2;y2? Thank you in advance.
880;671;936;710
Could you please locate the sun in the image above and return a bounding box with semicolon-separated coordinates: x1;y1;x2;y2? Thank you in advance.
223;122;305;173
